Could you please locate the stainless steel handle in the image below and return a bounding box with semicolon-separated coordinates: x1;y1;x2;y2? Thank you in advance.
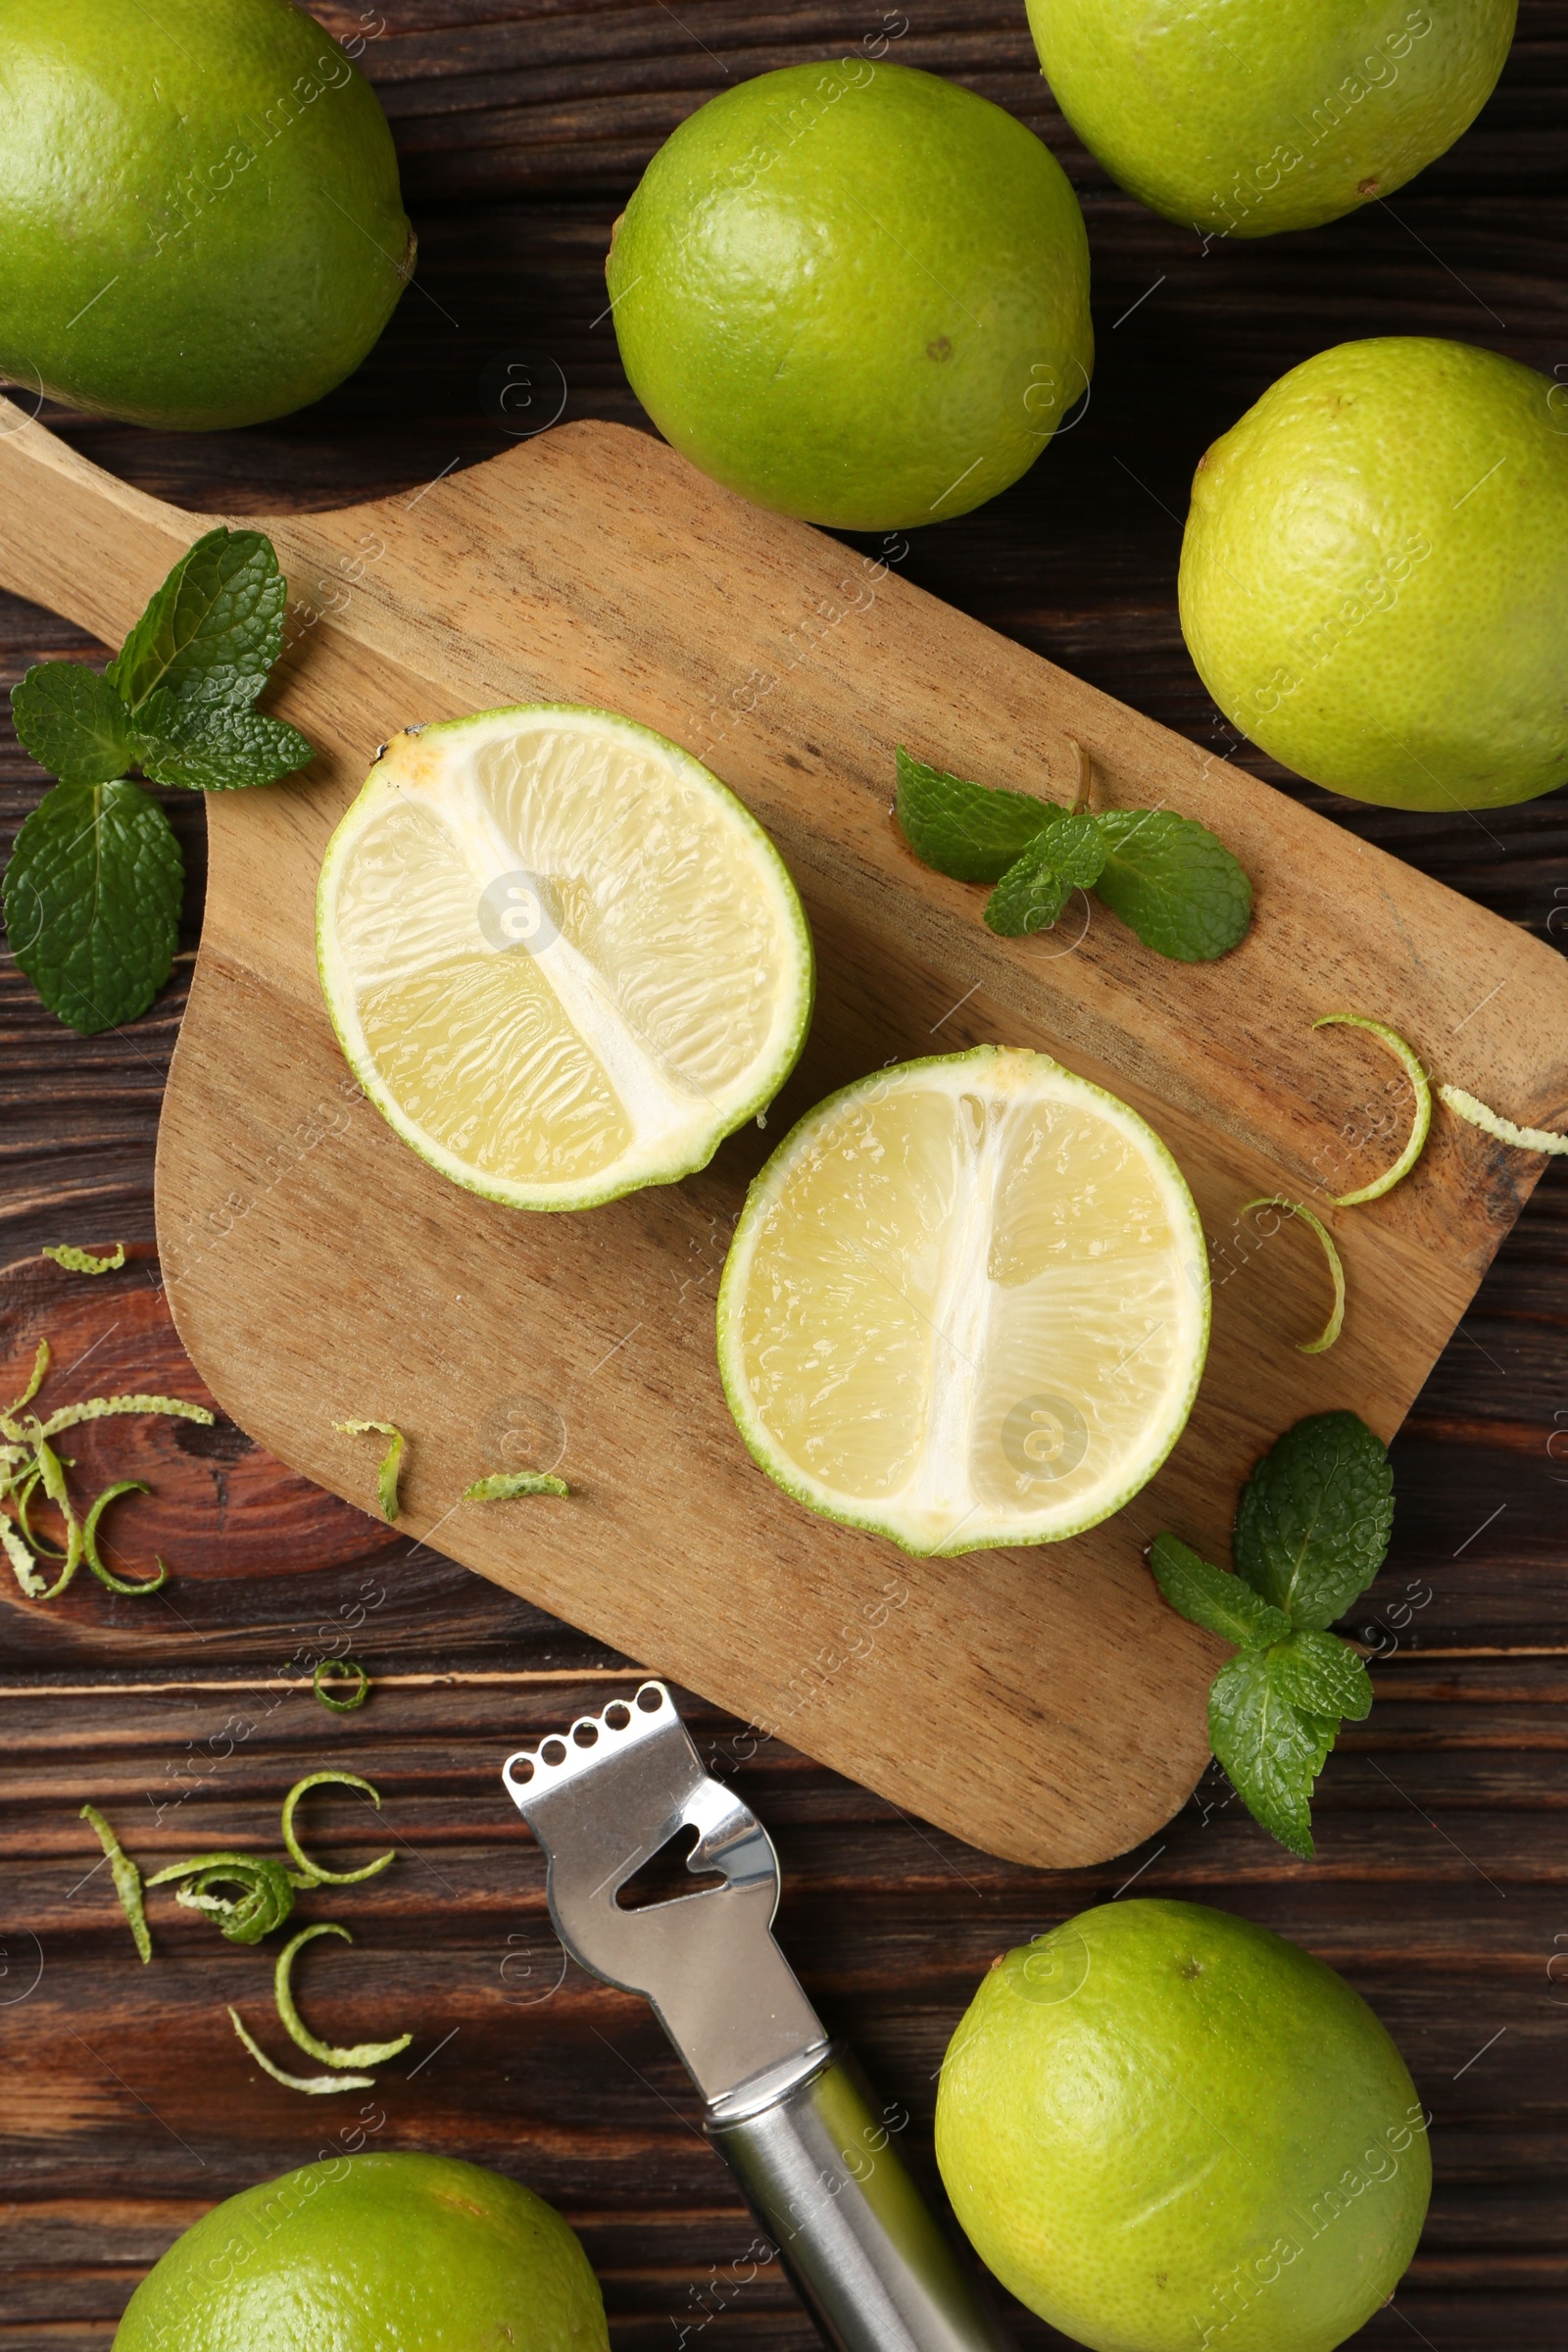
706;2051;1012;2352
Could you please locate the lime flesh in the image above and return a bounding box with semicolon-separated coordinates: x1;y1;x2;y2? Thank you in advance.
1179;337;1568;810
1028;0;1515;238
607;61;1094;530
0;0;412;429
318;706;814;1212
936;1900;1431;2352
113;2151;609;2352
716;1047;1208;1556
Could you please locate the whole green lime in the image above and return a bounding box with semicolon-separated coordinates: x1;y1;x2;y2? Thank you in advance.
1027;0;1515;237
0;0;413;430
113;2151;609;2351
935;1901;1430;2352
1179;337;1568;810
606;61;1093;530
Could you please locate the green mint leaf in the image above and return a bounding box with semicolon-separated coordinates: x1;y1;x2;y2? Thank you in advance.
985;816;1104;937
1149;1533;1293;1647
107;527;288;716
2;780;181;1035
1093;808;1252;962
1269;1627;1374;1723
11;662;133;786
1233;1410;1394;1631
985;840;1069;936
895;747;1064;884
1208;1645;1339;1859
130;701;315;792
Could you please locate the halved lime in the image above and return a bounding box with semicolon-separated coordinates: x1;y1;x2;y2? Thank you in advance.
716;1046;1209;1555
318;706;813;1211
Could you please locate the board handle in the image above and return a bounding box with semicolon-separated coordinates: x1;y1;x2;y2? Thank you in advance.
0;395;205;647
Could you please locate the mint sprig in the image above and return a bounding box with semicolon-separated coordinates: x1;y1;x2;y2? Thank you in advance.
895;747;1252;961
3;528;314;1034
1151;1411;1393;1858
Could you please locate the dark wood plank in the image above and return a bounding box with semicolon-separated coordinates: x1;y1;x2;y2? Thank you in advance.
2;2;1566;2344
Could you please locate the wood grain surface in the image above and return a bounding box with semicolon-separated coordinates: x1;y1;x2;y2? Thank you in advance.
2;2;1566;2345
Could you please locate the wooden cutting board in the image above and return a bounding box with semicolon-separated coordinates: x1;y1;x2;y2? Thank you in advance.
1;402;1564;1871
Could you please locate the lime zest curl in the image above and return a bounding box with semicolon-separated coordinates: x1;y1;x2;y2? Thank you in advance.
462;1471;569;1500
37;1393;213;1440
1;1363;208;1604
1241;1197;1346;1354
281;1771;395;1887
314;1657;370;1711
80;1803;153;1963
274;1922;412;2070
1439;1085;1568;1157
0;1512;43;1598
1313;1014;1433;1204
43;1242;125;1275
82;1481;169;1594
4;1340;49;1421
227;2004;375;2095
146;1851;299;1944
24;1443;83;1597
335;1420;404;1522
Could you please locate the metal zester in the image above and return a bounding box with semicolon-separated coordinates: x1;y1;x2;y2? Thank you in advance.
502;1682;1012;2352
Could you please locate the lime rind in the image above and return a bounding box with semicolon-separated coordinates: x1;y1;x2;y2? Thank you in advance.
716;1044;1211;1557
334;1419;404;1523
1440;1084;1568;1156
1313;1013;1433;1204
274;1923;412;2072
1240;1197;1345;1354
317;704;814;1214
227;2005;375;2096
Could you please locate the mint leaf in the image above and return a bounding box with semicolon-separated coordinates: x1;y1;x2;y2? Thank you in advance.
985;842;1068;936
1149;1534;1293;1647
1208;1645;1339;1859
130;702;314;792
1093;808;1252;962
12;663;133;786
895;747;1063;884
1233;1411;1394;1631
108;527;287;716
1269;1628;1373;1723
985;811;1105;937
2;780;180;1034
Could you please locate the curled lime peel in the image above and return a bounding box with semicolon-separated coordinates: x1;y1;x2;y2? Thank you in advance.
147;1852;297;1944
227;2005;375;2095
1440;1085;1568;1157
4;1340;49;1422
43;1243;125;1276
20;1448;83;1597
13;1463;70;1559
314;1657;370;1711
37;1393;214;1440
335;1419;404;1523
281;1770;394;1887
0;1511;43;1597
462;1471;569;1500
274;1922;413;2070
1241;1196;1346;1355
80;1803;152;1964
1313;1013;1432;1205
82;1481;169;1594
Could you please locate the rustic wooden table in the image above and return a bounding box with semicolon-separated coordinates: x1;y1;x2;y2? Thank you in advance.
3;5;1564;2346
